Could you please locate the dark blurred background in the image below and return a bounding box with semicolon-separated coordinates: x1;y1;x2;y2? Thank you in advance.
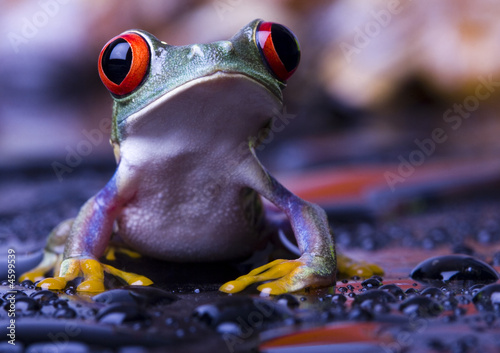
2;0;500;225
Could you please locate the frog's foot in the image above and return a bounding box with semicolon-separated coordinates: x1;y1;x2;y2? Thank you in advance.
37;257;153;292
337;254;384;278
104;245;141;261
220;256;335;295
19;251;61;283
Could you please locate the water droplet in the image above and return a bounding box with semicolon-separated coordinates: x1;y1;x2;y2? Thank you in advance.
30;290;58;305
399;296;442;317
93;286;178;306
216;321;242;336
275;294;300;308
193;297;294;330
53;307;77;319
410;255;499;286
361;278;382;289
8;297;40;317
96;304;151;325
3;290;27;300
420;287;445;300
379;284;406;300
472;283;500;312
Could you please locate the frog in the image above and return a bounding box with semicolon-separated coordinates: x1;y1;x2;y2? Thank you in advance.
21;19;381;295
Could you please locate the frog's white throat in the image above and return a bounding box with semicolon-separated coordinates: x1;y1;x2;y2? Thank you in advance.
120;73;283;159
115;73;284;261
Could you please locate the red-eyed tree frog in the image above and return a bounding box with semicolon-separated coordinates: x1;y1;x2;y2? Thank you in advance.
21;20;381;295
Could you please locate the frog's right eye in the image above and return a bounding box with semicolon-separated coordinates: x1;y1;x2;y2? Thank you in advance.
98;33;150;96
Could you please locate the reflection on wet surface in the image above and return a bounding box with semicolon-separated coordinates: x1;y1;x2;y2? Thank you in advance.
0;169;499;352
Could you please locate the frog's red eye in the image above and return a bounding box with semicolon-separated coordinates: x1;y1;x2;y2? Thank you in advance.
256;21;300;82
98;33;150;96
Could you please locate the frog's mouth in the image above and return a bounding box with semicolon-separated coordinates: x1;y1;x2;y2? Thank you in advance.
214;69;284;101
120;72;283;142
126;72;282;121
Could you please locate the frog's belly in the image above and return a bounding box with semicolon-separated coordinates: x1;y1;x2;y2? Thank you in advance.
116;188;264;262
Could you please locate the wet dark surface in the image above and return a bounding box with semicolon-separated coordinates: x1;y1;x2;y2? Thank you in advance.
1;167;500;352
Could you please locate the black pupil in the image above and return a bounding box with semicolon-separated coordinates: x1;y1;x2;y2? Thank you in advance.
102;38;132;85
271;24;300;72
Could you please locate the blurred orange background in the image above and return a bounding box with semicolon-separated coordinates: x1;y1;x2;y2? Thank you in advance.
2;0;500;183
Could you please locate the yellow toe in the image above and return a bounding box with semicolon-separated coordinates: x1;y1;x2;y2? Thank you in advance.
77;279;105;292
128;275;153;286
20;271;45;283
219;280;247;293
346;264;374;278
367;263;384;275
37;277;67;290
102;264;153;286
337;253;384;279
256;281;289;295
117;248;141;259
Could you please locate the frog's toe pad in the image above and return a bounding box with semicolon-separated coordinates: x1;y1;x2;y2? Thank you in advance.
35;257;153;292
77;279;105;292
128;275;153;286
220;259;305;295
337;254;384;278
19;270;46;283
38;277;68;290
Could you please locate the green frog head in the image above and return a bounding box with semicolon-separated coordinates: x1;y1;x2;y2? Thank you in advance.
98;19;300;150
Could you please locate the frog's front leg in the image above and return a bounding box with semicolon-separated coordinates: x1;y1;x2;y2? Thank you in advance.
38;165;152;292
220;155;336;295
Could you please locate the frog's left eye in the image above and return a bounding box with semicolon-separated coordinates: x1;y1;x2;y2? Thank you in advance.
256;22;300;82
98;32;150;96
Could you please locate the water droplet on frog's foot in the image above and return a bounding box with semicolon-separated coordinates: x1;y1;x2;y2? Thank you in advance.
472;283;500;312
410;255;499;287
